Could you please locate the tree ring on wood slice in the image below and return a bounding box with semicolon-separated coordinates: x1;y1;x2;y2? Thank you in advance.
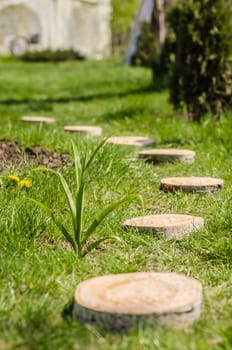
64;125;102;136
73;272;203;331
139;149;195;164
160;177;224;194
106;136;154;147
20;116;56;124
123;214;204;238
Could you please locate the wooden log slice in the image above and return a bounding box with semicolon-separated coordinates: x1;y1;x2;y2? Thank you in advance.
160;177;224;194
64;125;102;136
139;149;195;164
123;214;204;238
20;116;56;123
73;272;202;331
106;136;154;147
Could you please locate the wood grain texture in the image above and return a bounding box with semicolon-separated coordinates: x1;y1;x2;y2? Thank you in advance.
123;214;204;238
139;149;195;164
106;136;154;147
160;177;224;194
73;272;202;331
20;116;56;123
64;125;102;136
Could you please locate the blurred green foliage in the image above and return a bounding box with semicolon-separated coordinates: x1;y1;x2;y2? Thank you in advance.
132;22;160;68
111;0;140;50
168;0;232;120
19;49;85;62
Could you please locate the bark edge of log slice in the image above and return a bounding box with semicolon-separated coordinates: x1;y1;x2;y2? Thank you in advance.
139;149;195;164
20;116;56;124
64;125;102;136
160;177;224;194
123;214;204;238
73;272;203;331
106;136;155;147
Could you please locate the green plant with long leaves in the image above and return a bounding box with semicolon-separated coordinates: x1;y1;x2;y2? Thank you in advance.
28;139;137;258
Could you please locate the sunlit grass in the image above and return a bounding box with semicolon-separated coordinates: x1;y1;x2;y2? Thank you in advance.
0;58;231;350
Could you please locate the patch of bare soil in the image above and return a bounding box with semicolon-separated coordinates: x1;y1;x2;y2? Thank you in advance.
0;140;71;173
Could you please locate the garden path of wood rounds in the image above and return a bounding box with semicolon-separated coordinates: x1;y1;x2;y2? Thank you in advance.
19;116;225;330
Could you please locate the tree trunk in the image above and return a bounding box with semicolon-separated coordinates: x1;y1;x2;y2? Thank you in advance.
151;0;173;44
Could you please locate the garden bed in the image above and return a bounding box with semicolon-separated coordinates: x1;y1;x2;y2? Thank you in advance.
0;140;70;172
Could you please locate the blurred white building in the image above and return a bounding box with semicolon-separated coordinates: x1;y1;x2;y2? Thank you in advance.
0;0;111;58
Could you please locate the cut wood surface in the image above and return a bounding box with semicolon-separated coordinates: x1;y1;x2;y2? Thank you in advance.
64;125;102;136
139;149;195;164
160;177;224;194
20;116;56;123
73;272;202;330
106;136;154;147
123;214;204;238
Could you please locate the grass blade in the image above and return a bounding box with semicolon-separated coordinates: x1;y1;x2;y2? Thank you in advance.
82;236;121;257
32;167;56;173
82;194;137;244
71;140;82;192
84;137;109;171
33;166;77;234
27;198;77;252
75;183;85;246
56;172;77;233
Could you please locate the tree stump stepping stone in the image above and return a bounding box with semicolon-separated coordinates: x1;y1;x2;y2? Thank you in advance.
73;272;202;331
139;149;195;164
106;136;154;147
20;116;56;124
123;214;204;238
160;177;224;194
64;125;102;136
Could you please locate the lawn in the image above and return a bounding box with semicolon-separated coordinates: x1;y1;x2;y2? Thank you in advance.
0;58;231;350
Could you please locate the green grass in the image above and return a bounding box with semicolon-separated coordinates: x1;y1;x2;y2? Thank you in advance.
0;58;231;350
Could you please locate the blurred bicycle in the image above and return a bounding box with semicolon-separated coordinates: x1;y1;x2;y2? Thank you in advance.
8;33;39;56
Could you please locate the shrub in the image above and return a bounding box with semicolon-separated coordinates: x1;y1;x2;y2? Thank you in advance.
134;22;175;76
168;0;232;120
20;49;85;62
132;22;161;68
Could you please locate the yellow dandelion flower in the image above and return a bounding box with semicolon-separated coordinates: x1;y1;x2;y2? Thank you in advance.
8;175;20;183
18;180;32;188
